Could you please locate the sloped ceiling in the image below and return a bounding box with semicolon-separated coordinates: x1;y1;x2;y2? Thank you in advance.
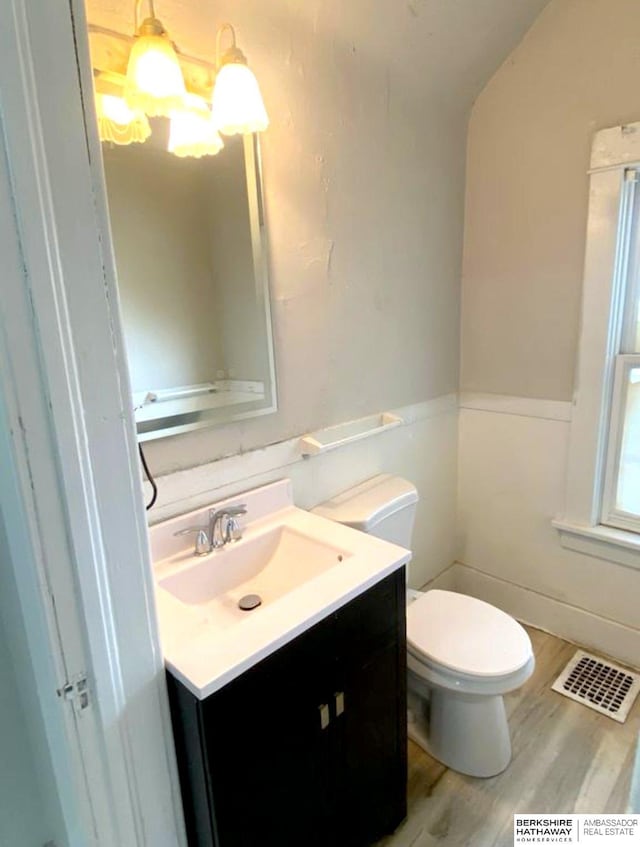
85;0;550;116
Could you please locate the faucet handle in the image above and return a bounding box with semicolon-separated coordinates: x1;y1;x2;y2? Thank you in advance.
173;527;211;556
221;504;246;543
224;516;243;544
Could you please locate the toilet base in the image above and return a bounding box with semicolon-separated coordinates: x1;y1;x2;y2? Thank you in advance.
408;686;512;778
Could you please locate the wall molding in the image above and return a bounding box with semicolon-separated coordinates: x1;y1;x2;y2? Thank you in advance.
452;563;640;670
552;519;640;571
459;392;572;422
148;391;579;522
148;393;458;523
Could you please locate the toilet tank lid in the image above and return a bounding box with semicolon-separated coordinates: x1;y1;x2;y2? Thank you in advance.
311;474;418;531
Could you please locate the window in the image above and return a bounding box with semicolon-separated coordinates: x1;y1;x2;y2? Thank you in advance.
554;123;640;566
602;170;640;533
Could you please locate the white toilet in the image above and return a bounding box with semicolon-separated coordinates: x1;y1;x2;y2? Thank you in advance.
313;474;535;778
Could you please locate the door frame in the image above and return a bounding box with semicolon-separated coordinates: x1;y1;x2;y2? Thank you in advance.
0;0;185;844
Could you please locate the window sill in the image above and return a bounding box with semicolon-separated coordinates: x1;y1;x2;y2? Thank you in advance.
552;519;640;571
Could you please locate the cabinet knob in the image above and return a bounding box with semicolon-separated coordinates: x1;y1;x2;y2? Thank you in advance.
334;691;345;717
319;703;330;730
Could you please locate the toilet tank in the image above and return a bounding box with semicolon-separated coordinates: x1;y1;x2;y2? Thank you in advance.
312;474;418;548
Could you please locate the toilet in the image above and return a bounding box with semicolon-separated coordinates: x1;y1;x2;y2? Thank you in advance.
312;474;534;778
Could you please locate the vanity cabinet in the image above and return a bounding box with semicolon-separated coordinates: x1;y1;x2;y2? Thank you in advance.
167;568;407;847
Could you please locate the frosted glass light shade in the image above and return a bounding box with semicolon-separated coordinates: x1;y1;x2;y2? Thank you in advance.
168;94;224;158
211;63;268;135
124;32;186;117
96;93;151;145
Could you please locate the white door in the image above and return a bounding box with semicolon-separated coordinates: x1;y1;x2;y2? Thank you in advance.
0;111;127;845
0;0;186;844
0;391;91;847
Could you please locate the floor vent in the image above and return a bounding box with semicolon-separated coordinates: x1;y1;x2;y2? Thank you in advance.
552;650;640;723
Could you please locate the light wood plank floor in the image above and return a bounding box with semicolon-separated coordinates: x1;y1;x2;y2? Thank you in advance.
378;627;640;847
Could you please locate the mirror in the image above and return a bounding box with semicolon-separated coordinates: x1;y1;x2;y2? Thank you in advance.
101;126;277;441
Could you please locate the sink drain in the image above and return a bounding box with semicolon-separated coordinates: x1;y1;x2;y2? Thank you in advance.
238;594;262;611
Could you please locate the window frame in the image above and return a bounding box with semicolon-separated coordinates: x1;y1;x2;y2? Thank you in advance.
554;123;640;567
599;165;640;533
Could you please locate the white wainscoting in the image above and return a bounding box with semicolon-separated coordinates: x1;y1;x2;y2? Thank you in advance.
146;395;458;590
452;564;640;670
457;401;640;668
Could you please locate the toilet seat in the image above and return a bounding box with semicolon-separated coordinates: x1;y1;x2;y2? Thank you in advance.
407;589;532;678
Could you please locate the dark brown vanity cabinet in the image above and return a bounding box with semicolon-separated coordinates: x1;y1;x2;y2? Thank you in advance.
167;568;407;847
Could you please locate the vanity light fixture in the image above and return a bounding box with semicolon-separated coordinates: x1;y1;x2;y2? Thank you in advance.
168;93;224;158
89;16;268;155
211;24;269;136
124;0;186;117
94;74;151;145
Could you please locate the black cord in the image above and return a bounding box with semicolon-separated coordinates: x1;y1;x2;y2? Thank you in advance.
138;443;158;510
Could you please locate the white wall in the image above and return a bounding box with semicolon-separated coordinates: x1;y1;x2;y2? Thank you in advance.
457;0;640;666
89;0;640;668
461;0;640;402
86;0;549;477
146;397;458;590
83;0;550;600
456;401;640;667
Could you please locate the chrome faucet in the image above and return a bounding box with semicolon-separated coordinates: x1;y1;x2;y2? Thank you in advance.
209;505;247;548
174;503;247;555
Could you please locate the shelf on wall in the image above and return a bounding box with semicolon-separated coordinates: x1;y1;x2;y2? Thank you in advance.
299;412;404;456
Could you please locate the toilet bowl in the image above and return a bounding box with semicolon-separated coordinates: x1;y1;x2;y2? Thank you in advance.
406;588;534;777
313;474;535;778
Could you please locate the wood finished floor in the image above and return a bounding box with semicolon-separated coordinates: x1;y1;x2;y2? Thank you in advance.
377;626;640;847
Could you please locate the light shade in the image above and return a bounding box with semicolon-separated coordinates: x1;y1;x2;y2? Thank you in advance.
168;94;224;158
96;92;151;145
211;62;269;136
124;21;186;118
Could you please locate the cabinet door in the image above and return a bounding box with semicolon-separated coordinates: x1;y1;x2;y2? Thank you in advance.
201;616;335;847
338;639;407;845
333;570;407;846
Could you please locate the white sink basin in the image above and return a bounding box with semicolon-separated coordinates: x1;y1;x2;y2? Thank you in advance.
151;479;410;699
159;525;350;627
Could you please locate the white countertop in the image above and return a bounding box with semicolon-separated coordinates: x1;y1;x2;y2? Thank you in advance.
151;481;410;700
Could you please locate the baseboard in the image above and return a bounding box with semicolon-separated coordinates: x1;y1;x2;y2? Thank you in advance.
450;563;640;670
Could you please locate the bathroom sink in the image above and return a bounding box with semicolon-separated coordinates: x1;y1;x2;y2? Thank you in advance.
151;479;410;698
159;524;349;627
